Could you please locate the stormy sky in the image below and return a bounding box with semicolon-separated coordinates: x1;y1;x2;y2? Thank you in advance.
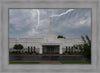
9;9;91;38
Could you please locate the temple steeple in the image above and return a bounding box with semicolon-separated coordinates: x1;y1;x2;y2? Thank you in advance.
44;17;57;40
49;17;52;34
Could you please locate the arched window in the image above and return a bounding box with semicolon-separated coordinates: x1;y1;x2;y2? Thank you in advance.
28;46;30;53
33;46;36;52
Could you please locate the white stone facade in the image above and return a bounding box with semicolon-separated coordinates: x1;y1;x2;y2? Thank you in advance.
9;37;84;54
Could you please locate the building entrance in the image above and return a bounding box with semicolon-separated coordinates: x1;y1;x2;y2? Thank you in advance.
43;45;59;54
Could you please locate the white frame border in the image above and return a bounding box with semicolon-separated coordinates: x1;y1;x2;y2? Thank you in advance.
0;0;100;73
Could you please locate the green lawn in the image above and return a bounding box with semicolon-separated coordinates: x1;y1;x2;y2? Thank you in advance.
60;60;90;64
10;61;90;64
9;61;40;64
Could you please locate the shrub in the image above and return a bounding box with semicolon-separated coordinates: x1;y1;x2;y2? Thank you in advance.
13;44;24;53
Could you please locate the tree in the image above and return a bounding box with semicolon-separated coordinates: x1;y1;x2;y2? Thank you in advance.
72;35;91;61
76;35;91;60
81;35;91;61
57;35;66;39
13;44;24;53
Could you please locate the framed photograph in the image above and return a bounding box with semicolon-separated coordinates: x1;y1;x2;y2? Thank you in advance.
0;0;100;73
9;8;92;64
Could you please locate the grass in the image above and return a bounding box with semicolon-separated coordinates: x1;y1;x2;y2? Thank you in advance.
60;60;90;64
10;60;90;64
9;61;40;64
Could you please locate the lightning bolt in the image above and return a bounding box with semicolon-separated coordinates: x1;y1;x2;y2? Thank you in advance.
51;9;75;17
36;9;74;29
36;9;40;29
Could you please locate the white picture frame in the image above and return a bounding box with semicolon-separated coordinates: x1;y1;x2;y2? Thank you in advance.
0;0;100;73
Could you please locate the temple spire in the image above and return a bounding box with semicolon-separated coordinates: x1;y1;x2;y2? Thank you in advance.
44;17;56;39
49;17;52;34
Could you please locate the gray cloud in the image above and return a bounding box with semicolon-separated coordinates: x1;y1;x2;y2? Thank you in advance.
9;9;91;38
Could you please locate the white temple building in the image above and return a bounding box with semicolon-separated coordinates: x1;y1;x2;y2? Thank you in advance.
9;17;84;54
